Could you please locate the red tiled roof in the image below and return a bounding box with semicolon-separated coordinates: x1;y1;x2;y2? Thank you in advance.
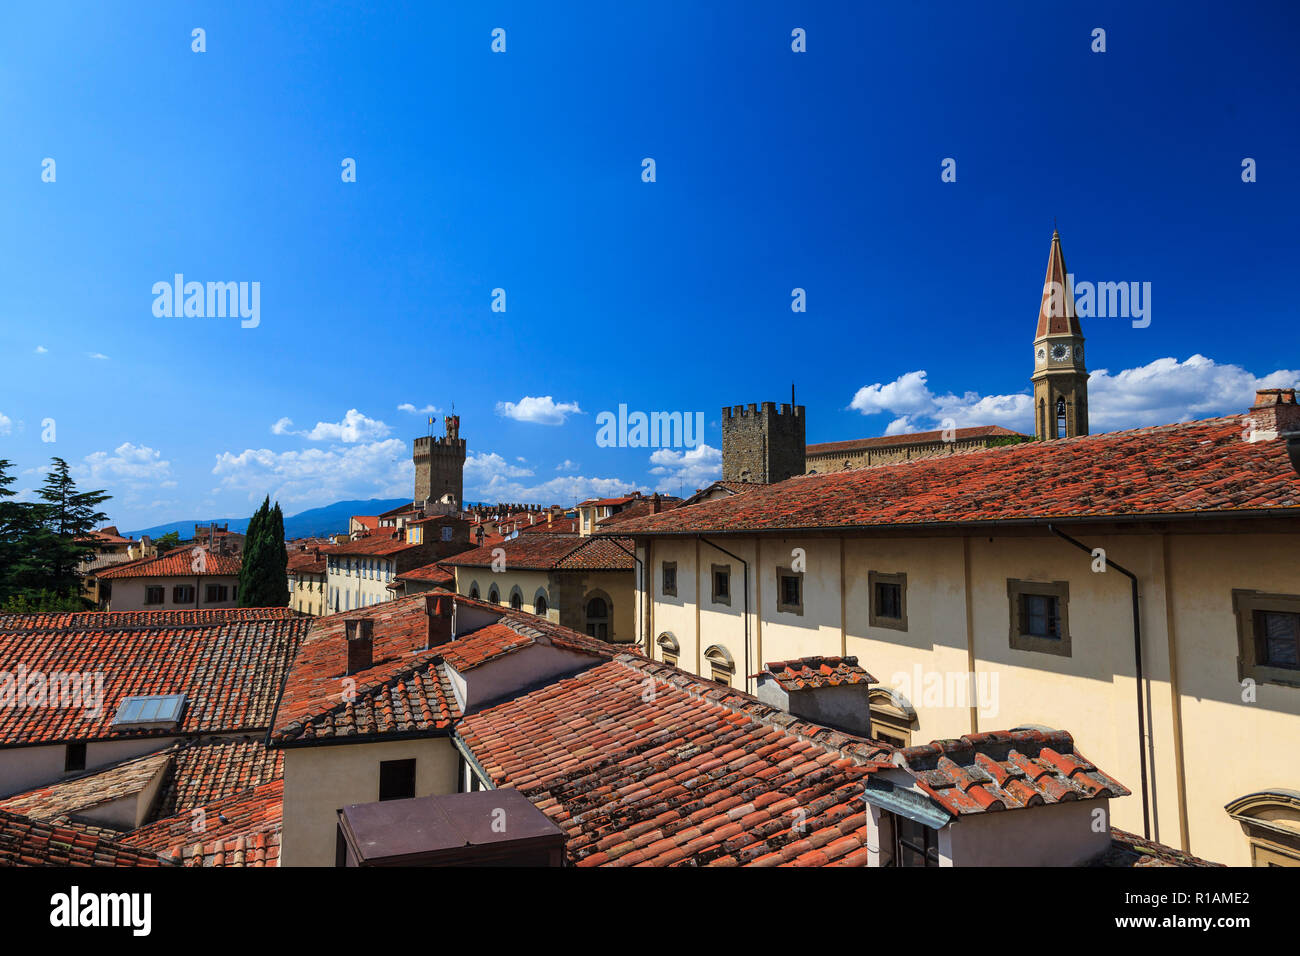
614;418;1300;535
269;594;461;744
0;612;310;745
351;515;379;530
151;738;282;818
98;546;242;579
596;498;683;526
0;809;172;867
520;517;578;534
441;534;587;571
122;779;282;867
576;494;641;508
0;750;171;822
763;656;877;692
458;654;894;867
554;536;635;571
394;562;455;586
893;730;1129;816
0;607;295;631
287;550;326;575
327;531;420;556
806;425;1027;456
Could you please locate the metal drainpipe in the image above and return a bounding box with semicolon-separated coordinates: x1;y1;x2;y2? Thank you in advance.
1047;524;1150;840
699;537;750;693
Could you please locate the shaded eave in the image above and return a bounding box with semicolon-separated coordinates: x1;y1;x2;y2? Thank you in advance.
598;507;1300;540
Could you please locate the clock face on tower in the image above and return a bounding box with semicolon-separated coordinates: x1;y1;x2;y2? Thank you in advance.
1036;347;1046;363
1051;343;1070;362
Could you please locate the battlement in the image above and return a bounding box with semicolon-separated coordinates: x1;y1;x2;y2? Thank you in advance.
721;400;807;483
723;402;805;420
413;435;467;454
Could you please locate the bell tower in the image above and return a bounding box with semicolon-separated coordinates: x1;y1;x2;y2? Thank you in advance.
1032;230;1089;440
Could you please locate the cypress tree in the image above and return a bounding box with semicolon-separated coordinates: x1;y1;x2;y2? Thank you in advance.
237;497;270;607
237;496;289;607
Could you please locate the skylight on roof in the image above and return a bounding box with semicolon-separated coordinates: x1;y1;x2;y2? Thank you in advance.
111;694;186;728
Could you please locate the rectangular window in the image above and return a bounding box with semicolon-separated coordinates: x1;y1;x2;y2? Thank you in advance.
205;584;229;603
65;743;86;773
869;571;908;631
1007;579;1071;657
662;561;677;597
1234;590;1300;687
776;567;803;615
379;758;417;801
711;564;731;606
144;586;164;605
893;815;939;867
172;585;195;604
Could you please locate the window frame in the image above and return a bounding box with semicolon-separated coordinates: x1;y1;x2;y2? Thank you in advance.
378;758;417;802
661;560;677;597
868;570;908;632
64;742;87;773
710;563;732;607
1233;590;1300;688
144;585;165;606
1006;579;1071;657
775;566;803;615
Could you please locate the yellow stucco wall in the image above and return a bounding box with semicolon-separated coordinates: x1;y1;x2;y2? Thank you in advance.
280;737;460;866
641;529;1300;866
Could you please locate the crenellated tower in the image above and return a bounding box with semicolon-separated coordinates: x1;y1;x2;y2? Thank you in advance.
413;414;466;509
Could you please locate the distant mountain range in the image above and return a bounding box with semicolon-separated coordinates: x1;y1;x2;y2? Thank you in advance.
123;498;411;541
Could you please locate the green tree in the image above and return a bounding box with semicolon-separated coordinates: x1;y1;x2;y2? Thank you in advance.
237;497;288;608
32;458;110;595
154;530;181;552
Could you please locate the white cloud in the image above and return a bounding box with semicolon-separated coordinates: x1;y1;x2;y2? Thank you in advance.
555;459;579;472
212;439;412;507
849;357;1300;435
1087;355;1299;429
648;443;722;495
271;408;391;443
87;352;109;360
77;443;173;486
34;346;47;354
495;395;583;426
463;450;634;505
398;403;440;415
0;412;10;437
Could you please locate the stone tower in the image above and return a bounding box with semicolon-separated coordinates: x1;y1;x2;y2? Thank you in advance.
413;414;466;509
721;403;806;483
1032;230;1089;440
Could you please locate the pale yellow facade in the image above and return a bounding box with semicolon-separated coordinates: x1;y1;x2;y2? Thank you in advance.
453;566;636;644
280;737;459;867
635;527;1300;866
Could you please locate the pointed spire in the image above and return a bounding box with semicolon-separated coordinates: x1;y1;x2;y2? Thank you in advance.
1035;229;1082;338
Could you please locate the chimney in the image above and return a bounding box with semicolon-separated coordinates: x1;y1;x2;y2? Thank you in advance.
1247;388;1300;442
426;595;453;648
345;619;374;674
651;493;661;515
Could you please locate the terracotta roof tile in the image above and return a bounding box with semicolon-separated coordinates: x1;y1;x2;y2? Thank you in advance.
806;425;1027;456
98;547;241;579
0;611;310;745
0;809;173;867
614;418;1300;535
763;656;877;692
892;730;1129;815
122;779;282;867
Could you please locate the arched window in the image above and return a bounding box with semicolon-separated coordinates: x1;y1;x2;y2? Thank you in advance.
509;587;523;611
703;645;735;687
488;584;501;605
533;589;549;616
468;581;480;600
868;687;919;748
1226;790;1300;866
585;595;610;639
656;631;680;667
1056;397;1067;438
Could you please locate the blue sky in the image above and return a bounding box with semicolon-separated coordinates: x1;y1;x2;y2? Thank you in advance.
1;1;1297;529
